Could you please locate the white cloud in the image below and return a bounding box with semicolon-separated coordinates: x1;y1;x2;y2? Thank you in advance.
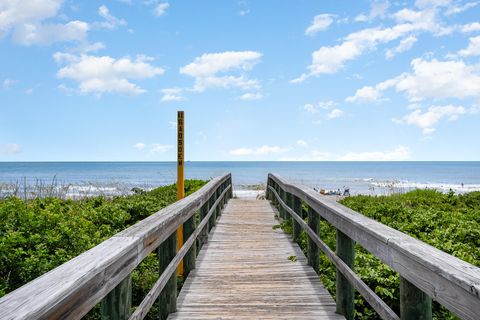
302;101;336;113
385;35;417;59
229;145;289;156
133;142;146;150
393;105;466;134
13;20;89;45
293;5;452;82
349;58;480;102
238;9;250;16
327;108;344;119
0;0;61;31
461;22;480;33
97;5;126;29
161;88;184;102
180;51;262;92
151;143;172;153
355;1;390;22
346;77;398;103
296;139;308;147
54;53;164;95
240;92;263;100
415;0;451;9
0;0;93;45
457;35;480;56
153;2;170;17
337;145;411;161
305;14;335;36
1;143;22;154
2;78;18;89
445;2;479;15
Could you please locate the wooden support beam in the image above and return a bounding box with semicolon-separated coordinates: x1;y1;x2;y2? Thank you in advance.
100;274;132;320
336;229;355;320
158;232;177;320
400;276;432;320
183;214;196;278
307;206;320;274
292;195;302;243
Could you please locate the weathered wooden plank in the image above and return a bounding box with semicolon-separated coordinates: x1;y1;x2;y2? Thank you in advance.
269;173;480;320
101;274;132;320
168;199;343;320
307;206;320;274
336;230;355;320
0;174;231;320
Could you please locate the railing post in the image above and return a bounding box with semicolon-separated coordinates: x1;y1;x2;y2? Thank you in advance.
100;274;132;320
307;206;320;274
216;187;222;217
400;276;432;320
208;193;216;231
158;231;177;320
292;195;302;243
183;214;196;278
336;229;355;320
199;201;209;247
266;178;271;200
286;192;292;223
280;188;286;219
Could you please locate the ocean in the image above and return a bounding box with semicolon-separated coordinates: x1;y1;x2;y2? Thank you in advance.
0;161;479;197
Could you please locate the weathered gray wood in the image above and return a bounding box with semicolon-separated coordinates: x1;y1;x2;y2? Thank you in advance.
292;195;302;243
0;174;231;320
269;185;399;320
129;185;232;320
336;230;355;320
268;173;480;320
400;276;432;320
158;232;177;320
307;206;320;274
208;193;215;231
101;274;132;320
183;215;196;278
168;199;344;320
199;202;209;248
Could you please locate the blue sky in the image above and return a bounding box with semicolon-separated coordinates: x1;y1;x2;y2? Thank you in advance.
1;0;479;161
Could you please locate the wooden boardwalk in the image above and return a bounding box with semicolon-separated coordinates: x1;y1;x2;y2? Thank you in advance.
168;198;343;320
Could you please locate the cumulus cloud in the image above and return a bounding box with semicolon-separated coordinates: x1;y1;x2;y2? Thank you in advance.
153;2;170;17
0;0;92;45
445;1;479;15
2;78;18;89
151;143;172;153
302;101;335;113
1;143;22;154
337;145;411;161
293;5;452;82
355;1;390;22
385;35;417;59
161;88;184;102
280;150;331;161
133;142;146;150
229;145;289;156
240;92;263;100
461;22;480;33
13;20;89;45
305;14;335;36
54;53;164;95
97;5;127;30
180;51;262;92
457;35;480;57
348;58;480;103
327;108;344;119
393;105;466;135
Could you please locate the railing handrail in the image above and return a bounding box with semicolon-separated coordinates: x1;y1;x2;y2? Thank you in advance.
0;173;232;320
268;173;480;320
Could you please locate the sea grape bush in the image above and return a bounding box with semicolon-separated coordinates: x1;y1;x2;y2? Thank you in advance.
0;179;206;318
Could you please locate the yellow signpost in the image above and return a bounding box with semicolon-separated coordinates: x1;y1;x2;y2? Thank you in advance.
177;111;185;276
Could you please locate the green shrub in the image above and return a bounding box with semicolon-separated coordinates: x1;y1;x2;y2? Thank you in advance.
0;179;207;318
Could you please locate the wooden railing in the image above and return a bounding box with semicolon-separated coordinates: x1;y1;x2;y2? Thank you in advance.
267;173;480;320
0;174;233;320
